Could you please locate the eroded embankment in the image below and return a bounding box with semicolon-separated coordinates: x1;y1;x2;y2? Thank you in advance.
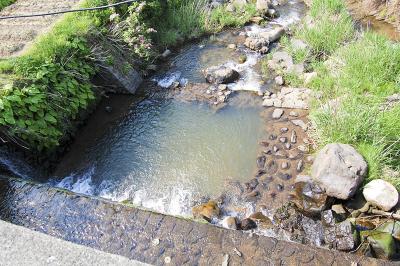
0;176;390;266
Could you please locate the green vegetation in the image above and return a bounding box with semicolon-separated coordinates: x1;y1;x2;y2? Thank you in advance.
208;3;257;30
0;0;15;11
0;0;258;153
0;0;113;151
279;0;400;188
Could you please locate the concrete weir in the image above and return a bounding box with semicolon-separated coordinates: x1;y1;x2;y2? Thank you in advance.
0;176;392;265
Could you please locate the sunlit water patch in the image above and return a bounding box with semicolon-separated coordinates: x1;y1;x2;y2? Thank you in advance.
51;95;264;216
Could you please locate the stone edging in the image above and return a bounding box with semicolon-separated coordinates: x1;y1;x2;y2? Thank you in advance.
0;176;393;265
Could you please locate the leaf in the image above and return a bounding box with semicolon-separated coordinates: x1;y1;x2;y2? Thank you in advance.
44;113;57;124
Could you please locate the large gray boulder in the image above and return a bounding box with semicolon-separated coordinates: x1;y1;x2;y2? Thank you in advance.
363;179;399;211
311;144;368;200
203;65;240;84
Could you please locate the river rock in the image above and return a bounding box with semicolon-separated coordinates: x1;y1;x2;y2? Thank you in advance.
291;39;308;50
311;144;368;200
240;218;257;230
244;36;269;53
272;108;284;119
256;0;271;11
192;200;220;222
377;221;400;241
292;177;330;216
259;27;285;43
227;43;237;49
363;179;399;211
275;75;284;85
238;54;247;64
203;65;240;84
303;72;317;85
325;220;357;251
226;3;236;12
222;216;238;230
232;0;248;9
361;230;396;259
268;51;304;75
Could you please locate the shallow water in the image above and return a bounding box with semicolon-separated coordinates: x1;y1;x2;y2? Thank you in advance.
52;92;264;216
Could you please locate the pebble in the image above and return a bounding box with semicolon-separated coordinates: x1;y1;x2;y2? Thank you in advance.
276;184;284;191
281;162;289;169
264;90;272;97
297;160;303;172
285;143;291;150
240;218;257;230
275;151;287;158
152;238;160;246
162;49;171;58
297;145;309;153
218;84;228;91
228;43;237;49
290;130;297;144
306;155;314;163
273;146;279;152
279;137;287;143
233;248;242;257
222;254;229;266
291;120;308;131
279;173;292;180
280;127;288;133
222;217;238;230
206;89;211;95
289;111;299;117
105;106;113;113
164;256;171;264
269;134;277;140
272;108;284;119
275;76;284;85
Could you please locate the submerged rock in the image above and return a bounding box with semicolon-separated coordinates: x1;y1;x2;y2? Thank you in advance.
363;179;399;211
292;177;331;216
311;144;368;200
203;65;240;84
192;200;220;222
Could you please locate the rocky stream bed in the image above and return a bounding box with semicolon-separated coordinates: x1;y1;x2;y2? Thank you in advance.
0;0;399;263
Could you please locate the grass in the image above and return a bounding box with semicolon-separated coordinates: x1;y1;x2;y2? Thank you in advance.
208;3;258;30
280;0;400;189
295;11;354;57
154;0;209;46
153;0;257;46
0;0;15;11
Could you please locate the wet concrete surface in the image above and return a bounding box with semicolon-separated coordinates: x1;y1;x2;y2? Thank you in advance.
0;176;392;265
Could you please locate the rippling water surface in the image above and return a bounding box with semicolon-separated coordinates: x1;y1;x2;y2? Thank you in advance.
52;93;264;215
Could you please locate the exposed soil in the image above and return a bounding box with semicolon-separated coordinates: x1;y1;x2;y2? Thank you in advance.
0;0;81;58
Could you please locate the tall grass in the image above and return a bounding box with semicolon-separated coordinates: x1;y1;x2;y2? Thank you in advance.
285;0;400;189
296;11;354;56
155;0;209;46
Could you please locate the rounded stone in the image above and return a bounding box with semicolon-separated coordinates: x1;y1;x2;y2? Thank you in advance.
222;216;238;230
363;179;399;211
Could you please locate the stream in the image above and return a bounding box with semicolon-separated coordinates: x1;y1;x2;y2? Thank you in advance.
0;0;399;261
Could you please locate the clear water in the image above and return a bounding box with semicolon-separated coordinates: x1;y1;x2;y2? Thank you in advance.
52;94;264;216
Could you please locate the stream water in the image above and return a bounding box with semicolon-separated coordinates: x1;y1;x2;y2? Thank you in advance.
0;0;307;218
